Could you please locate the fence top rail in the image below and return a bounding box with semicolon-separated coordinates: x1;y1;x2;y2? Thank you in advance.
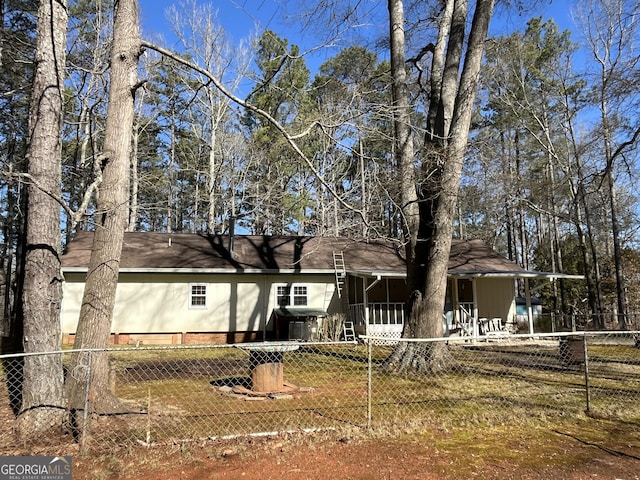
360;330;640;344
1;331;636;359
0;340;359;359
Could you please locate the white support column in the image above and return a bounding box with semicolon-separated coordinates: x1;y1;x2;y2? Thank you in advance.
452;278;460;327
386;278;390;324
262;275;268;340
363;277;370;336
472;277;479;341
364;275;381;335
525;277;534;335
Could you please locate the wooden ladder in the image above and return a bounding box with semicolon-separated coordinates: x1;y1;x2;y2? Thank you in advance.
333;251;346;298
343;320;356;342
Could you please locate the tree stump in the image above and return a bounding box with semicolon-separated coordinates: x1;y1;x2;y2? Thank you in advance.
249;351;284;393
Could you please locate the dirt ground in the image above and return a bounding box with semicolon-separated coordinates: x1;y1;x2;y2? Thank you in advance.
72;422;640;480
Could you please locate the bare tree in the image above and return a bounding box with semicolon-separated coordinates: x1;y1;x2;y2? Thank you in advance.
15;0;67;438
140;40;366;231
168;0;252;233
66;0;142;415
577;0;640;328
387;0;495;372
64;0;112;239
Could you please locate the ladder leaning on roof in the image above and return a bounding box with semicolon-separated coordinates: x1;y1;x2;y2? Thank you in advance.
333;251;346;298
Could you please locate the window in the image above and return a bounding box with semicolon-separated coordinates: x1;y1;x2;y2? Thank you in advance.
277;285;291;306
190;284;207;308
293;286;307;306
276;284;308;307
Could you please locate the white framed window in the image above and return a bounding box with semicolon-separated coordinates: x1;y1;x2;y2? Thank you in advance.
293;285;307;305
276;284;308;307
190;283;208;308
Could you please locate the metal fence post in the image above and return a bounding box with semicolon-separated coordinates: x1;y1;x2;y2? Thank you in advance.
582;335;591;413
367;340;372;430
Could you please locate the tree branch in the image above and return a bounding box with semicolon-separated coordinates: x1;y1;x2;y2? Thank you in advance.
1;169;102;229
140;39;365;222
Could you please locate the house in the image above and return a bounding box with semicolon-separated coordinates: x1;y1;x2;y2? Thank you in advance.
60;232;581;345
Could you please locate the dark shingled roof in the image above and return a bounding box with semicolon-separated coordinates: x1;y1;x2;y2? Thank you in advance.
448;239;527;275
61;231;525;275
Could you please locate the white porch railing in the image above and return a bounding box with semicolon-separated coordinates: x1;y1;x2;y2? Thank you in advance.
350;302;481;332
454;302;476;336
349;302;404;344
349;303;405;327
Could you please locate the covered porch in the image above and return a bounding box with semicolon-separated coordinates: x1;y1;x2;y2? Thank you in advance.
345;271;519;342
346;270;407;341
345;270;583;342
445;272;584;339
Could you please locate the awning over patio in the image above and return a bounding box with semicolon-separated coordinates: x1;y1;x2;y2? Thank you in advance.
447;270;585;280
272;307;328;318
347;268;584;281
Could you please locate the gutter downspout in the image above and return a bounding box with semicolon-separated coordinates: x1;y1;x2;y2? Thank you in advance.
366;275;382;292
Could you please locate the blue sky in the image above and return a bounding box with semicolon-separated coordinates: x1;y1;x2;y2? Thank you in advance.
139;0;285;46
138;0;580;76
494;1;576;32
139;0;578;42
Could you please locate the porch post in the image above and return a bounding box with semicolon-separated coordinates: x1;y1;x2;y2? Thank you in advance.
525;277;534;335
386;278;390;324
472;277;479;341
452;278;459;328
262;275;268;340
363;277;370;336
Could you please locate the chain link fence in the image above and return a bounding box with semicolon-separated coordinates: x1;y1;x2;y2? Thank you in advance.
536;312;640;332
1;331;639;453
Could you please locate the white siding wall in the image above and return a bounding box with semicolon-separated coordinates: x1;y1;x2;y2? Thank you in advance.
475;277;517;321
61;272;338;335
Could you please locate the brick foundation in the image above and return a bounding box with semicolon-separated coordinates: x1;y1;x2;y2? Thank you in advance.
62;331;263;346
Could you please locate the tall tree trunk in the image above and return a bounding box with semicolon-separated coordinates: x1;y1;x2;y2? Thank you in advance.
359;137;367;238
127;119;139;232
597;88;626;327
582;184;605;325
573;161;605;327
128;87;147;232
168;110;175;233
206;83;225;234
575;199;600;326
387;0;494;373
206;128;224;234
385;0;429;371
579;0;637;329
606;165;627;328
515;130;528;270
16;0;68;438
563;91;605;328
66;0;141;417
